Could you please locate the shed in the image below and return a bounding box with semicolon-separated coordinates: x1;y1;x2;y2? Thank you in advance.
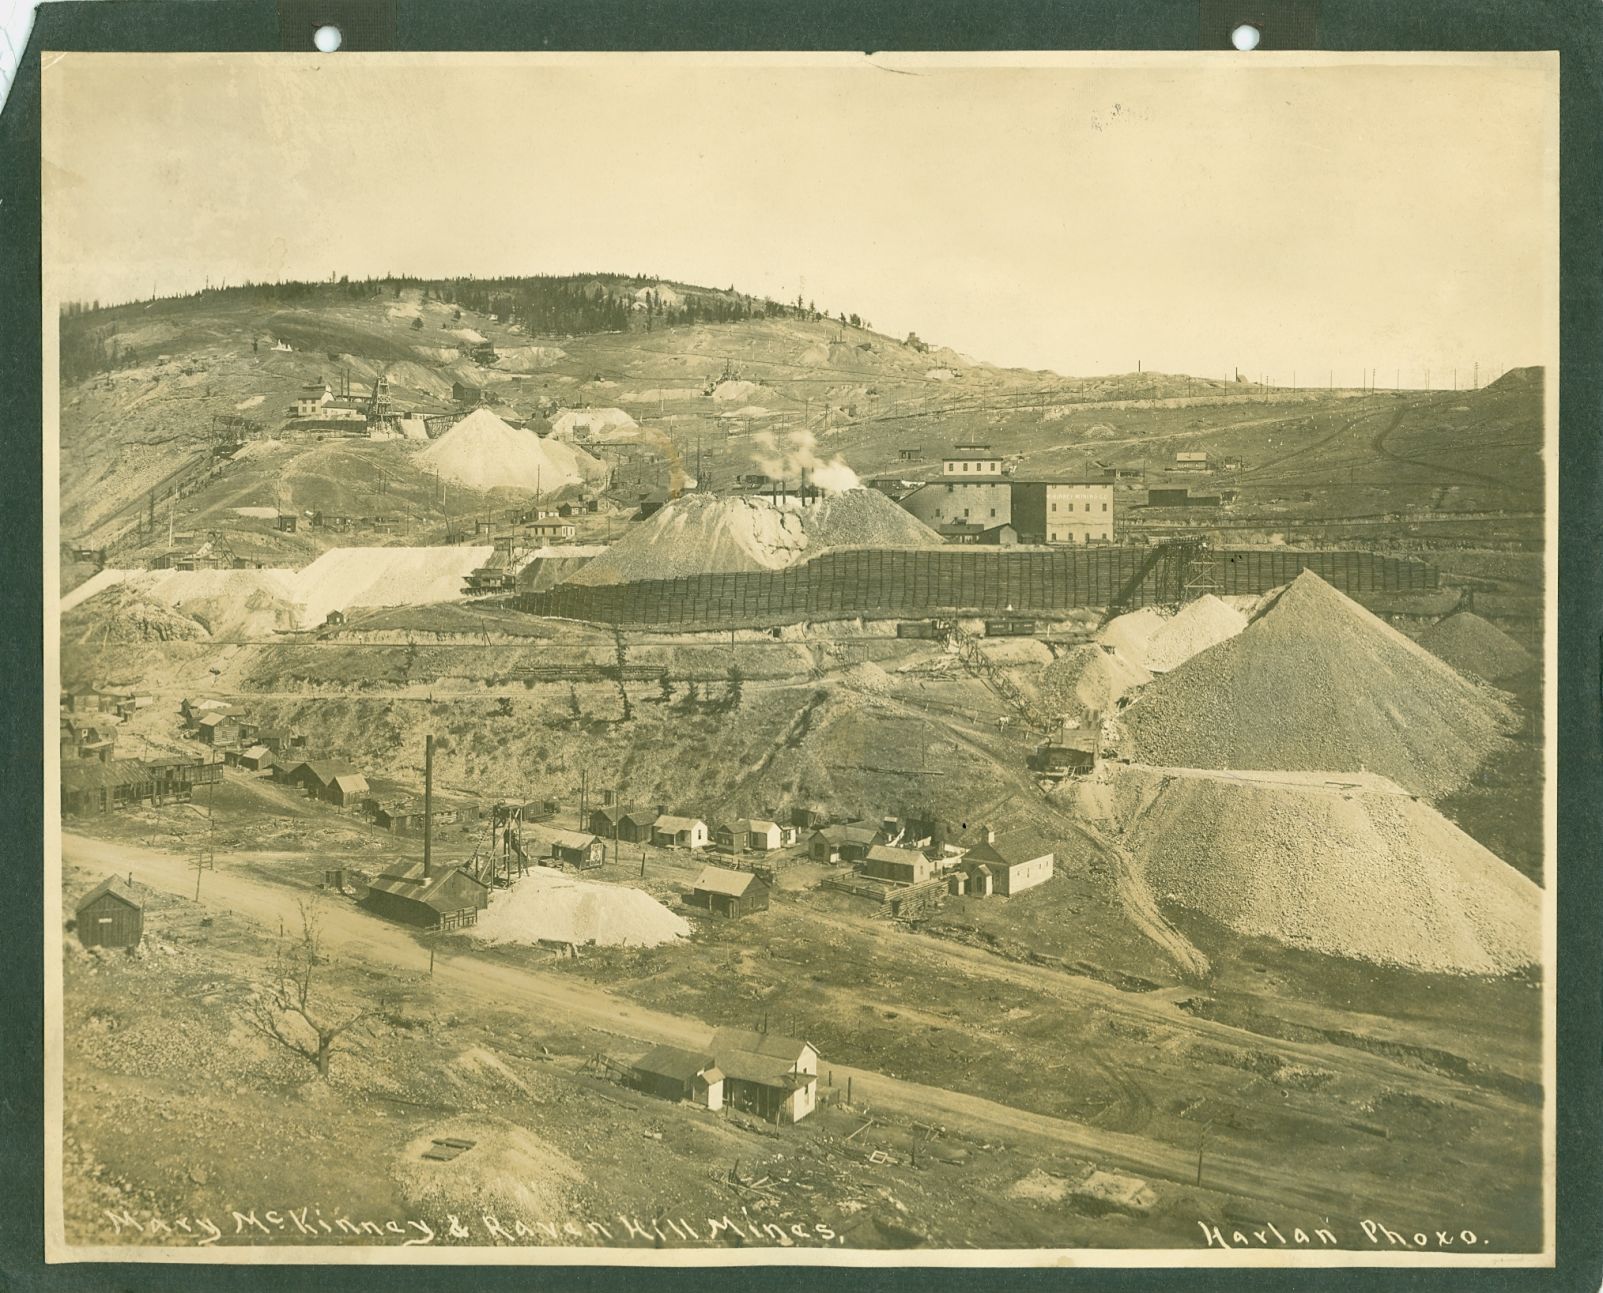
685;866;771;918
861;843;935;886
630;1045;724;1110
195;712;240;746
75;877;144;949
365;861;489;930
521;822;607;868
235;744;274;773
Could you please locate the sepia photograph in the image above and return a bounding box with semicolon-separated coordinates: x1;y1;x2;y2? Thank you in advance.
41;51;1557;1265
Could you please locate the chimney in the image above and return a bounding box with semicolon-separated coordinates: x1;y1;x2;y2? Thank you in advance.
423;734;434;879
601;787;615;806
983;825;996;845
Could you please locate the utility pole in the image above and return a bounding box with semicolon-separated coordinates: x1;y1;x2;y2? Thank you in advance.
1196;1118;1215;1187
423;734;434;879
194;748;218;900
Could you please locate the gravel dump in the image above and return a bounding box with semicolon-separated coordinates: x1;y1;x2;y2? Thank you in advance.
1418;611;1538;684
566;489;941;584
1122;571;1519;799
1140;594;1248;673
1061;763;1540;974
1097;606;1167;664
1037;645;1151;717
470;867;689;948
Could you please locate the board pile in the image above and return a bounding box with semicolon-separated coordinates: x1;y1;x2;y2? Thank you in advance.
1059;763;1539;974
1121;571;1518;799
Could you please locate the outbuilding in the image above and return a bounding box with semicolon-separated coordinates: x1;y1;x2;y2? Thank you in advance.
685;866;771;918
630;1045;724;1110
522;822;607;869
195;712;240;746
75;877;144;949
861;843;935;886
230;744;274;773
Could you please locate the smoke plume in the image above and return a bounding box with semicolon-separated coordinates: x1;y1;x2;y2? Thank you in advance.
749;429;861;493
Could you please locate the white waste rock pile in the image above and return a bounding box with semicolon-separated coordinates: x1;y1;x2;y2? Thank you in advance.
1058;763;1540;974
1096;606;1168;665
1140;594;1248;673
1417;611;1538;684
470;868;689;948
1121;571;1519;799
291;546;495;627
418;408;607;492
565;489;940;585
548;407;638;441
1037;645;1152;717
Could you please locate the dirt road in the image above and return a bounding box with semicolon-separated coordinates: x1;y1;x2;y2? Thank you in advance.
62;831;1429;1223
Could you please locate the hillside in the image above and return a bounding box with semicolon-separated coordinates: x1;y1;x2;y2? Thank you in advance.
60;273;1521;574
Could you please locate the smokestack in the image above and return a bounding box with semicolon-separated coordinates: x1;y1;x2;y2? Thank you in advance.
423;734;434;879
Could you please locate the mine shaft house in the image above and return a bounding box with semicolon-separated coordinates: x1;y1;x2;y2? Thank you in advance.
684;865;771;919
74;877;143;949
709;1028;819;1124
365;860;489;930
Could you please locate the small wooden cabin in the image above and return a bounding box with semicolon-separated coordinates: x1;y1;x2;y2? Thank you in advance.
75;877;144;949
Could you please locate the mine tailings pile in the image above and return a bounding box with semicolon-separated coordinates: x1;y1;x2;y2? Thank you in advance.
469;867;688;948
1059;764;1539;974
1417;610;1538;686
1037;645;1151;718
563;488;941;585
1100;594;1250;674
1120;570;1520;800
416;407;608;493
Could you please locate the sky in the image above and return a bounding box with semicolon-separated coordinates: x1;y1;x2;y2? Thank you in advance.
41;52;1557;380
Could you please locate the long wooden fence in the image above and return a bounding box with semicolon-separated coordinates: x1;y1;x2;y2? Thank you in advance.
512;545;1437;630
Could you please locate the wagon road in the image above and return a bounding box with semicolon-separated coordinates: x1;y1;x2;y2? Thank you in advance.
63;830;1463;1228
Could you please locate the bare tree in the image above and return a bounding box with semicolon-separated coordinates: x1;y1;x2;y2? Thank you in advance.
244;901;370;1078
